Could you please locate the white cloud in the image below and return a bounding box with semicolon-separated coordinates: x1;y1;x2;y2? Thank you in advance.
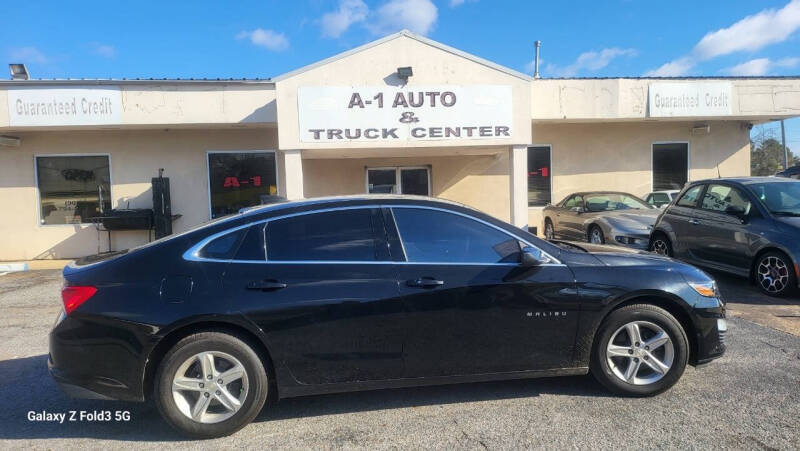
9;46;48;64
544;48;637;77
725;56;800;75
693;0;800;60
643;56;695;77
320;0;368;38
366;0;438;36
92;43;116;58
645;0;800;76
236;28;289;51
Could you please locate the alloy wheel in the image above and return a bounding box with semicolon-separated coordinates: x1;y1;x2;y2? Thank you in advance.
652;239;669;256
590;228;603;244
606;321;674;385
545;223;554;240
757;256;789;294
171;351;249;424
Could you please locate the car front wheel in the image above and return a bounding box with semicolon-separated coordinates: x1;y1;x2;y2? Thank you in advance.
590;304;689;397
589;226;605;244
544;219;554;240
650;234;673;257
755;251;798;297
155;331;269;439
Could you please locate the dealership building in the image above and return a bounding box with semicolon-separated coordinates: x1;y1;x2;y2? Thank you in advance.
1;30;800;261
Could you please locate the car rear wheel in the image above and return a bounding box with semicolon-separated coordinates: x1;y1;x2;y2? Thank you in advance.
155;331;268;439
590;304;688;397
650;234;673;257
755;251;797;297
544;219;554;240
589;226;605;244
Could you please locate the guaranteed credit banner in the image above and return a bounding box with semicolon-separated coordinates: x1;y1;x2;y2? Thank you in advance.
648;82;732;117
297;85;513;143
8;87;122;126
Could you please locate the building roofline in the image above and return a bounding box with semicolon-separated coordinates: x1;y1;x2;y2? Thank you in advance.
272;29;532;82
0;78;274;86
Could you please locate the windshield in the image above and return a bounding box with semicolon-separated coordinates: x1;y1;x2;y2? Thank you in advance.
748;181;800;216
584;193;651;212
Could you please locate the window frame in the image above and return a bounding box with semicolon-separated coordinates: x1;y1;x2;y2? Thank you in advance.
527;144;553;209
183;204;560;265
365;166;431;196
651;141;690;192
676;184;706;208
699;182;753;217
206;150;279;221
33;153;113;228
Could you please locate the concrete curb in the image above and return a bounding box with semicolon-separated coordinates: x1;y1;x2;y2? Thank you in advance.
0;262;29;272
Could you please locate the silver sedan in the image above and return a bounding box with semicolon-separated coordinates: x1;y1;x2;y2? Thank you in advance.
543;192;661;249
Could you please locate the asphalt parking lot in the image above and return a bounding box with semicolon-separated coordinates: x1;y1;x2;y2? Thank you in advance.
0;269;798;449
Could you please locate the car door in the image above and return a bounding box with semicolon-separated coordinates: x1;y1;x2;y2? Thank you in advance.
221;207;405;385
663;184;705;259
691;183;758;271
388;206;580;377
558;195;585;239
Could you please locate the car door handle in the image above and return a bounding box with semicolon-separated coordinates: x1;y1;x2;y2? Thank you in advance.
688;219;700;225
246;280;287;291
406;277;444;288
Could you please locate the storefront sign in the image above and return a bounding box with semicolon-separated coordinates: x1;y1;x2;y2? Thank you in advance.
648;82;732;117
8;87;122;126
298;85;513;142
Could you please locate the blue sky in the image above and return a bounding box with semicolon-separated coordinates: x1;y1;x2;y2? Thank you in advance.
2;0;799;151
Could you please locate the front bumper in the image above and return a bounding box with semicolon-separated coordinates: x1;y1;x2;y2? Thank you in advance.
691;303;727;365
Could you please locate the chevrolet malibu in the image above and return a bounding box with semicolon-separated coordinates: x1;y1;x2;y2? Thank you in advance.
50;196;726;438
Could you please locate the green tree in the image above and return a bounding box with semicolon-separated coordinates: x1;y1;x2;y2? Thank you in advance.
751;127;798;176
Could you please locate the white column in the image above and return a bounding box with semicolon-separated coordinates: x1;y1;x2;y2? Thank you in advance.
509;145;528;229
281;149;304;200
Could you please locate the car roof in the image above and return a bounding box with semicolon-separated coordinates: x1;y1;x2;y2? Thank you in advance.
569;191;642;197
689;176;797;185
237;194;469;218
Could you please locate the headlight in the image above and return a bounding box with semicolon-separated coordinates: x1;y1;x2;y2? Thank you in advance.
688;281;719;297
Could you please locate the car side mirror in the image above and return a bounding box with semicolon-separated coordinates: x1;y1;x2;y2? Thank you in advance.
520;246;550;267
725;205;747;221
570;206;584;214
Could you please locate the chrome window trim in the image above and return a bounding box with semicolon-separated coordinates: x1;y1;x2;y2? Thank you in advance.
183;203;562;266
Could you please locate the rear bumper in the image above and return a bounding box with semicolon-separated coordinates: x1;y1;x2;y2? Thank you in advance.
48;315;153;402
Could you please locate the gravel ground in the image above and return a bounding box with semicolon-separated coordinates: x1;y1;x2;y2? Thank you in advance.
0;269;798;450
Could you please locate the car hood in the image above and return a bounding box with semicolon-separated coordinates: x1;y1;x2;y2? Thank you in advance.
557;241;685;267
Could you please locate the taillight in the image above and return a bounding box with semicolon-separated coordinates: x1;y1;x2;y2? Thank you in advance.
61;286;97;315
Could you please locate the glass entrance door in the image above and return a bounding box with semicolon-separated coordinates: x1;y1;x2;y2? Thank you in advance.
367;167;430;195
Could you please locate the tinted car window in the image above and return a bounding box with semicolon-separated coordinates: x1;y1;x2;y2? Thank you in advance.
677;185;703;207
585;193;650;212
701;184;752;215
198;229;246;260
266;209;378;261
392;208;521;263
234;224;266;261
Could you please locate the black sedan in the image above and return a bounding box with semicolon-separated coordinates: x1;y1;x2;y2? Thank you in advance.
50;196;726;438
650;177;800;297
543;192;660;249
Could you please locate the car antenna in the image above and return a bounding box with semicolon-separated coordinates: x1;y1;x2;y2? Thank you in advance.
717;164;721;178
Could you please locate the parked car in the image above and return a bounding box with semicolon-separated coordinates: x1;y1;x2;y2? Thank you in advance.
776;165;800;179
50;195;726;438
644;190;680;208
649;177;800;296
543;192;660;249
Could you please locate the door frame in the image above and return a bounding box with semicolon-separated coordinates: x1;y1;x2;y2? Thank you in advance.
365;166;431;195
651;141;690;192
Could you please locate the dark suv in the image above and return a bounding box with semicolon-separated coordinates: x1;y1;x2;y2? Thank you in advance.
650;177;800;297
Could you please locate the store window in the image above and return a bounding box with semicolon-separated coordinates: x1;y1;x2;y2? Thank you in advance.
35;155;111;225
208;151;278;219
653;143;689;191
527;146;551;206
366;167;430;195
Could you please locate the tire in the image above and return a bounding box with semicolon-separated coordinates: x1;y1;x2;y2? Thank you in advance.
154;331;269;439
588;226;605;244
544;219;554;240
649;233;673;257
590;304;689;397
754;251;798;297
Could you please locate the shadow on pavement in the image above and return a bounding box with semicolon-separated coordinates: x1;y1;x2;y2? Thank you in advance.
708;269;800;306
0;353;611;441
